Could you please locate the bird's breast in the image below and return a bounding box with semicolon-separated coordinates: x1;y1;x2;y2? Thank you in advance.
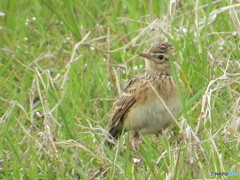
123;85;181;135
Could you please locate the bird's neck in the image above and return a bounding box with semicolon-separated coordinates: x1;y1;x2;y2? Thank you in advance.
146;69;172;76
145;63;172;76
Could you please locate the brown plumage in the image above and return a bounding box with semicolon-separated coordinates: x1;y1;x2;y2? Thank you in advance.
106;42;181;150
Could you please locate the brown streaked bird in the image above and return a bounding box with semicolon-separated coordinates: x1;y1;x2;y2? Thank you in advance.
106;42;182;150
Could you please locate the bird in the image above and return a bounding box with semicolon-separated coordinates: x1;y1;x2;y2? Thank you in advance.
106;42;182;150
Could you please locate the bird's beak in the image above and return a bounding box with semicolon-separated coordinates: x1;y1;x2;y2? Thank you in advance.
139;52;152;59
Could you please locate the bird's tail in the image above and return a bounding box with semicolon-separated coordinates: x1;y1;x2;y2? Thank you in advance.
104;124;123;147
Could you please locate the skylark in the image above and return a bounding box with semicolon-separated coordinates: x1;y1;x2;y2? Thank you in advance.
106;42;182;150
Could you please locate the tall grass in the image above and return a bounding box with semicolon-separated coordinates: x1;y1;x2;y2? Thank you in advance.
0;0;240;179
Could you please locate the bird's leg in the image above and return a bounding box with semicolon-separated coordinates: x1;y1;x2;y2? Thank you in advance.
156;129;163;137
131;131;140;151
131;131;143;166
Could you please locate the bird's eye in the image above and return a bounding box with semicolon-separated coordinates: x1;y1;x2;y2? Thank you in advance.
157;55;164;60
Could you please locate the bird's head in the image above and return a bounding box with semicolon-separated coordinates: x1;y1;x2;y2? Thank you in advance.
139;42;173;73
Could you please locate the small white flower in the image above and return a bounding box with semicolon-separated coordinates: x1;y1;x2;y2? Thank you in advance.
90;46;95;50
133;158;141;164
25;22;29;26
182;28;188;34
134;66;138;70
32;17;36;21
24;37;28;41
66;36;71;40
0;12;5;17
232;31;237;36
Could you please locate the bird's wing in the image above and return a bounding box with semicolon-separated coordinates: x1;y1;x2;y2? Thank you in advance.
109;73;146;129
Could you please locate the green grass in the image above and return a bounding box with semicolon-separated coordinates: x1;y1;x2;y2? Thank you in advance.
0;0;240;179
